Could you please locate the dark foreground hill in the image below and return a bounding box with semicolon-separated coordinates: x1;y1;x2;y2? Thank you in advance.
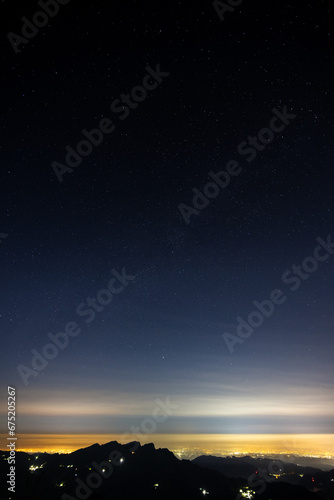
193;455;334;499
0;441;331;500
193;454;321;478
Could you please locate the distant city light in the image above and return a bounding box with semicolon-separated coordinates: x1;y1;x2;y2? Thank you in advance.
29;463;45;472
238;487;255;499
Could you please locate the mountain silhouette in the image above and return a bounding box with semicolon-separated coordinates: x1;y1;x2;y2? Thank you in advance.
1;441;332;500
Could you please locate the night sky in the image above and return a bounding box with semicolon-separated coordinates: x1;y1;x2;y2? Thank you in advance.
1;1;334;437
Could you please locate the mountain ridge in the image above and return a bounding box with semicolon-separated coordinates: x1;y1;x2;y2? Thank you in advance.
0;440;332;500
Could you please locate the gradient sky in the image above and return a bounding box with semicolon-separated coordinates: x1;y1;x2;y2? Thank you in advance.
0;1;333;437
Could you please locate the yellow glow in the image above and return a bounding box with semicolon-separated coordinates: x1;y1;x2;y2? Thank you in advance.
1;433;333;459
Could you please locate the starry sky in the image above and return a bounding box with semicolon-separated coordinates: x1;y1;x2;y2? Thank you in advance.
0;1;333;437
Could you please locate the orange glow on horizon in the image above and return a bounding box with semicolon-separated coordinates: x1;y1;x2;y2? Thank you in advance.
1;433;334;459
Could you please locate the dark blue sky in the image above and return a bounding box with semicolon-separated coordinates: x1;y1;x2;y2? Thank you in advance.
0;0;333;435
